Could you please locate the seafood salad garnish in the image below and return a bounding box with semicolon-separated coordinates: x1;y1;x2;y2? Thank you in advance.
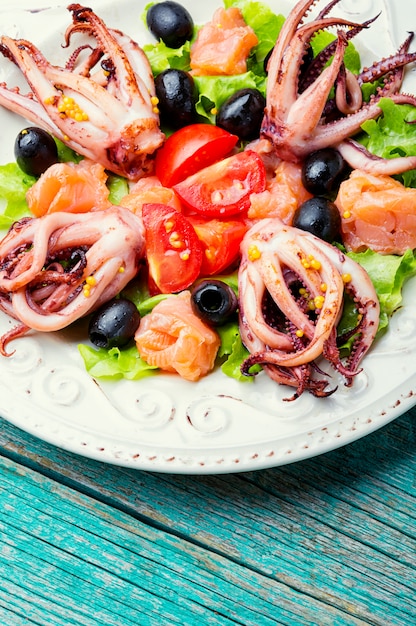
0;0;416;401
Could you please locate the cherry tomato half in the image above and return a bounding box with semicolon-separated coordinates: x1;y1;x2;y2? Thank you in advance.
189;216;248;276
142;203;202;294
155;123;239;187
173;150;266;217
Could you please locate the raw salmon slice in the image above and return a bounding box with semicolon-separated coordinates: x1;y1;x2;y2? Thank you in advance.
335;169;416;255
134;291;220;381
26;159;111;216
190;7;258;76
248;161;312;222
119;176;182;216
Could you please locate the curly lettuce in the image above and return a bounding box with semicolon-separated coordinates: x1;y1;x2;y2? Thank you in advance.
78;343;158;380
0;163;35;230
347;248;416;333
359;98;416;187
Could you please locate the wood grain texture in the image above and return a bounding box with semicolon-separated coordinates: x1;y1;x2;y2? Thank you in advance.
1;455;367;626
0;410;415;625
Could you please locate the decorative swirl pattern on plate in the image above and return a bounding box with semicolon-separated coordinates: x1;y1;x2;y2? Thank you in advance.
186;397;232;435
39;367;82;407
7;338;43;376
331;370;370;402
132;391;175;430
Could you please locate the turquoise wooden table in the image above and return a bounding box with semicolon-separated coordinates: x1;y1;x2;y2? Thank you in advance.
0;407;414;625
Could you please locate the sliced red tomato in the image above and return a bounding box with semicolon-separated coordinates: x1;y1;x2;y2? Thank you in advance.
173;150;266;217
189;216;248;275
142;203;203;294
155;124;239;187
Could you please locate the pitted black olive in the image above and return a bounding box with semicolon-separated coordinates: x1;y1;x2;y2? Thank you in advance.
191;280;238;326
14;127;59;177
301;148;348;197
216;88;266;141
292;197;341;243
155;69;196;128
146;1;194;49
88;298;141;349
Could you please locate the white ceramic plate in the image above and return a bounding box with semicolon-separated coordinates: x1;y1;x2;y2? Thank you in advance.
0;0;415;474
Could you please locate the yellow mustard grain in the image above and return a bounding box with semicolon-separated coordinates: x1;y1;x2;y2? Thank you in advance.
248;244;261;261
57;95;89;121
85;275;96;287
314;295;325;310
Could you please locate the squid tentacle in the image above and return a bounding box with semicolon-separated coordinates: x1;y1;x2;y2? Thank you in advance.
260;0;416;175
0;4;164;180
238;219;380;399
0;206;146;353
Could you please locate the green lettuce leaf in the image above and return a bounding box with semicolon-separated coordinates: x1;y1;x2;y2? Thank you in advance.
359;98;416;187
143;40;192;75
55;137;82;164
347;247;416;332
216;321;254;381
309;31;361;75
0;163;35;230
106;174;130;204
120;278;169;315
78;343;158;380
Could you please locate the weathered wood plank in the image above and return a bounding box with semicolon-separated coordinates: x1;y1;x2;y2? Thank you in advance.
0;411;414;625
0;455;369;626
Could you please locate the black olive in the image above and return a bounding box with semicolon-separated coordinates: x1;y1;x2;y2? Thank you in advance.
88;298;141;349
191;280;238;326
146;1;194;49
292;197;341;243
155;69;196;128
216;88;266;141
14;127;59;177
301;148;348;197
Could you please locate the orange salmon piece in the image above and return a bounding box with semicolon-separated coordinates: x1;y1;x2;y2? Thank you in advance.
190;7;258;76
335;169;416;254
248;161;312;222
134;291;220;381
26;159;111;217
119;176;182;216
